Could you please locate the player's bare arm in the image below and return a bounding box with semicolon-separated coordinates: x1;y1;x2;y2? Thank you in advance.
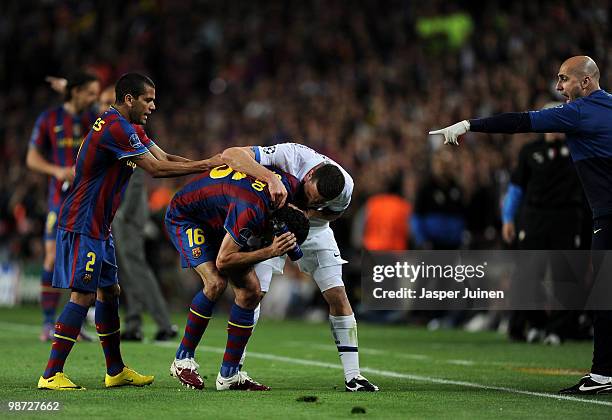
147;144;193;162
221;146;287;208
215;231;296;275
26;146;75;183
129;151;221;178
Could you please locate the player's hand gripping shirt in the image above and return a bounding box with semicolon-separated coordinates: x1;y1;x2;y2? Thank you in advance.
58;107;155;239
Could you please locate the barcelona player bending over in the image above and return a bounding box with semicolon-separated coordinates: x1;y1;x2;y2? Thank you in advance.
165;165;309;390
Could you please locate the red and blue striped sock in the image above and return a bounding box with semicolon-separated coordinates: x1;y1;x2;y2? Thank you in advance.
95;299;125;376
220;304;255;378
41;269;60;325
42;301;87;379
176;290;215;360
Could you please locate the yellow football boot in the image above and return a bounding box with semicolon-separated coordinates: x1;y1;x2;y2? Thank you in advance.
105;366;154;388
38;373;85;390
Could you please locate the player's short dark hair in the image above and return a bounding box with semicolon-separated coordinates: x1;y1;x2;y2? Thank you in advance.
64;71;98;102
311;164;345;201
114;73;155;103
271;206;310;245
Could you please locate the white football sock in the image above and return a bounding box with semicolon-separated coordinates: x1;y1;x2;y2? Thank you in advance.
239;303;260;368
329;314;360;382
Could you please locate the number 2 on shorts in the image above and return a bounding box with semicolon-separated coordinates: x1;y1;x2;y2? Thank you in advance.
85;252;96;272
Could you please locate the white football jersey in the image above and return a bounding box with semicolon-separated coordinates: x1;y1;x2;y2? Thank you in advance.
253;142;353;213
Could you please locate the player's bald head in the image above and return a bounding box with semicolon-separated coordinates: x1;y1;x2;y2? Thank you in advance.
560;56;600;81
556;56;601;101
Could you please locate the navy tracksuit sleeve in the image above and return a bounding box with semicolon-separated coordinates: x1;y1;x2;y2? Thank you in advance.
528;102;581;133
469;102;581;134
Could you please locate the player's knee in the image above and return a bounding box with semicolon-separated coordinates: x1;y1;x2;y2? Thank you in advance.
323;285;347;302
203;278;226;301
70;290;96;307
236;291;260;309
234;282;261;309
323;285;352;315
98;284;121;301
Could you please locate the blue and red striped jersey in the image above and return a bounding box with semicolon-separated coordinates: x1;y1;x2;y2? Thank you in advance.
166;165;300;248
29;106;97;208
58;107;155;239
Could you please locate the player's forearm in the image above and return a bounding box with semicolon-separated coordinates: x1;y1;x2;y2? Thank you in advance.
140;157;218;178
26;148;63;177
221;148;277;183
216;247;274;274
469;112;533;134
148;145;191;162
164;153;192;162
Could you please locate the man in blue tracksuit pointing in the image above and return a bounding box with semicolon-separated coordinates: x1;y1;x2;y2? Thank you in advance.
430;55;612;395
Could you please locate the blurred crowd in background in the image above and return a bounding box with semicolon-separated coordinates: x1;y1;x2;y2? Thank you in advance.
1;1;610;328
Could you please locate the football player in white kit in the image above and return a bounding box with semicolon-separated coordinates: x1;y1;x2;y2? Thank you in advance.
221;143;379;392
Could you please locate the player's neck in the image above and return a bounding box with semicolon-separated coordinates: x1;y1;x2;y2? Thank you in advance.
63;101;79;116
586;85;600;96
111;103;131;121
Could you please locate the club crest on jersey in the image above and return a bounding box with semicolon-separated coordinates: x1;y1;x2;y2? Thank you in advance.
129;133;143;149
192;247;202;258
83;273;92;284
262;146;276;154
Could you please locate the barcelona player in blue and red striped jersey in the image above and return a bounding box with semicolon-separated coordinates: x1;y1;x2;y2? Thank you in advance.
27;72;100;342
165;165;310;391
38;73;222;391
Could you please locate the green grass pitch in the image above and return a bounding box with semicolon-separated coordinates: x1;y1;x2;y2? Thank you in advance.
0;305;610;419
